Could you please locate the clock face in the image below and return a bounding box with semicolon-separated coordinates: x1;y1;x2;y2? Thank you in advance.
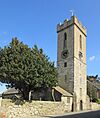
61;50;68;59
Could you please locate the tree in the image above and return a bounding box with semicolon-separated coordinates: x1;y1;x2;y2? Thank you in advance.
0;38;57;100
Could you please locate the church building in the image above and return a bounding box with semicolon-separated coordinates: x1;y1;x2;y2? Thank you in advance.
57;16;87;111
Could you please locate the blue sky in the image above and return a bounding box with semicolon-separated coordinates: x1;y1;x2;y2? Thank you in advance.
0;0;100;93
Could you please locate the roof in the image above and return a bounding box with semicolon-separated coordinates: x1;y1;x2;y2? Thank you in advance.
53;86;72;97
87;80;100;89
3;88;19;95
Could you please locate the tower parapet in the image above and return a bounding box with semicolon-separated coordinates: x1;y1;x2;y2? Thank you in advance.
57;16;87;36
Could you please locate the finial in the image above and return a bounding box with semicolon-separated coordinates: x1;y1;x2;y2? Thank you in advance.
70;10;75;16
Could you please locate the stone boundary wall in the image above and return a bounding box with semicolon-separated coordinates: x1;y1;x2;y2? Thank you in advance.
91;103;100;110
0;99;100;118
0;99;71;118
86;96;100;110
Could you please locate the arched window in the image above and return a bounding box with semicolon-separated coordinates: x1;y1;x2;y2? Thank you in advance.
63;33;67;49
80;35;82;50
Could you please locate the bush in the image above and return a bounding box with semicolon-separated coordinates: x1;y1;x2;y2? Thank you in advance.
92;98;100;104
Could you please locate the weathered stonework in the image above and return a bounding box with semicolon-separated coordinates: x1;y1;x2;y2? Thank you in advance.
0;99;100;118
0;99;72;118
57;16;87;111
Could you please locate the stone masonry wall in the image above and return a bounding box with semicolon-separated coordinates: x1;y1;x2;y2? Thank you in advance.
0;99;71;118
91;103;100;110
57;19;74;93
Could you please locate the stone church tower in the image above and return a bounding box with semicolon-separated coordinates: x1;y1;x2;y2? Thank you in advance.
57;16;87;111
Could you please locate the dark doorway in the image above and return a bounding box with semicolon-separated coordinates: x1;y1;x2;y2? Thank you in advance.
71;102;74;112
80;100;83;110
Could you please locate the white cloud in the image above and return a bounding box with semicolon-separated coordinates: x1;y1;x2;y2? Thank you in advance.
89;56;95;61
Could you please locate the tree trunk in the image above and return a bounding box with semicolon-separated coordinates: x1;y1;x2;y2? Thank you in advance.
29;91;32;101
52;88;55;101
22;90;30;100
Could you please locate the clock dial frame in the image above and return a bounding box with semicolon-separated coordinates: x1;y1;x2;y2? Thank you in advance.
61;50;68;59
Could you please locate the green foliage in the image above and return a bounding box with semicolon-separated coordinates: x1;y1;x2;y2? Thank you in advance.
87;80;97;100
0;38;57;100
92;98;100;104
87;75;98;81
